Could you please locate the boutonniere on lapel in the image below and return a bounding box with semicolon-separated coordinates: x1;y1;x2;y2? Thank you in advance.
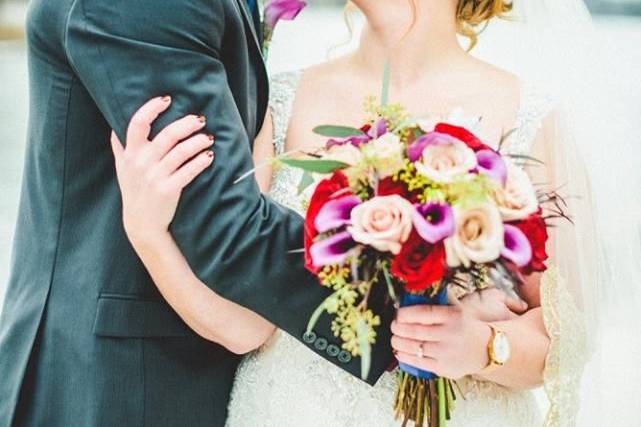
261;0;307;58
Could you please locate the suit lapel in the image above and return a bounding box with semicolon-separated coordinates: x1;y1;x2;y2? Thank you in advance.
233;0;262;52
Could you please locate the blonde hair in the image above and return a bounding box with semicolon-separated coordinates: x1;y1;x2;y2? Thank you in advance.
456;0;513;50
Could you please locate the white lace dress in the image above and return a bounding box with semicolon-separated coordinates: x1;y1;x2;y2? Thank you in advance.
226;71;585;427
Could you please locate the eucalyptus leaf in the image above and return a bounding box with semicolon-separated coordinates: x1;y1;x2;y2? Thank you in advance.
357;317;372;380
281;157;349;174
297;171;315;195
312;125;365;138
306;293;337;335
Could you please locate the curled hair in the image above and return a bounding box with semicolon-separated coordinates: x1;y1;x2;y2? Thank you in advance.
457;0;513;50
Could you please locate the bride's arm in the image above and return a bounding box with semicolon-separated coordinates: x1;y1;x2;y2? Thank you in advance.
111;98;275;354
131;230;275;354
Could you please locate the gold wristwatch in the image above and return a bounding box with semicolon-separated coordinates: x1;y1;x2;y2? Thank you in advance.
479;324;511;375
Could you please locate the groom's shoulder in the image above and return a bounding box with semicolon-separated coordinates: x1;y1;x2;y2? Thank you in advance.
63;0;229;47
67;0;226;24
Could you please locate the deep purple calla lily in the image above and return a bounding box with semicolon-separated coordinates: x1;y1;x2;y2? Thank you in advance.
314;196;361;233
310;231;357;268
412;202;455;243
501;224;533;268
476;149;507;186
407;132;458;162
264;0;307;29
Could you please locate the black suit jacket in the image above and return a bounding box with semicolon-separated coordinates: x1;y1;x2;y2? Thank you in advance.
0;0;393;425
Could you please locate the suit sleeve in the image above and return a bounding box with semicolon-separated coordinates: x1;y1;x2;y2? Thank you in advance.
65;0;392;384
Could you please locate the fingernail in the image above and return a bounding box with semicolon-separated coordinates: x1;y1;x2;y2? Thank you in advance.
162;95;171;103
207;150;214;158
208;134;215;142
198;115;206;123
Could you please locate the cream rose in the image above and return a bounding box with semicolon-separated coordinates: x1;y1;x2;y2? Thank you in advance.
444;204;504;268
361;133;405;178
414;139;477;183
348;195;414;255
492;161;539;221
324;143;363;167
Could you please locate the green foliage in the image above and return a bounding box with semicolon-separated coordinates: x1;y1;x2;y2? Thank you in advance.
297;171;315;195
280;157;349;174
313;125;365;138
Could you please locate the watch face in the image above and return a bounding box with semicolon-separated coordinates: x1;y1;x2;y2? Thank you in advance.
493;332;511;364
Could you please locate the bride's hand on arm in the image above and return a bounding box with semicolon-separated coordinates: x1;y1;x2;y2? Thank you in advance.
391;277;549;390
111;97;275;354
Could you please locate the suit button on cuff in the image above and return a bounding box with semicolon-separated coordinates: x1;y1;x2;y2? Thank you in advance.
302;331;317;344
338;350;352;364
314;337;328;351
326;344;340;357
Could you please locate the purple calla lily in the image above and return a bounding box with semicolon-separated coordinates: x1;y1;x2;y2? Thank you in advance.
501;225;533;268
476;149;508;186
326;134;371;149
412;202;455;243
314;196;362;233
310;231;357;268
367;118;388;139
407;132;458;162
264;0;307;29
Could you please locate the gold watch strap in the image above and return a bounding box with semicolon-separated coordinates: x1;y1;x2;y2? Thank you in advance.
479;324;505;375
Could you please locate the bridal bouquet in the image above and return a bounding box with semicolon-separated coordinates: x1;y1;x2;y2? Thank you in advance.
281;98;559;427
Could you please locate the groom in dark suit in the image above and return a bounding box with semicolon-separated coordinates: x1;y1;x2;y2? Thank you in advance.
0;0;394;425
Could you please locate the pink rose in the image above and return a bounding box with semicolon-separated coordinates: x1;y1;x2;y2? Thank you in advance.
348;195;414;255
492;160;539;221
414;138;477;183
444;204;504;268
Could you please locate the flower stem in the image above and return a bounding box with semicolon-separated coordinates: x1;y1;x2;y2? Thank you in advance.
437;378;446;427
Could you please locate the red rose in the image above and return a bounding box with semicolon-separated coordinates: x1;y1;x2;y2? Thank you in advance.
435;123;491;152
304;171;351;273
378;177;419;202
512;212;549;274
391;232;447;293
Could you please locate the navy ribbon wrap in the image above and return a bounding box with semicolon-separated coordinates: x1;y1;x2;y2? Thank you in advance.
398;288;449;380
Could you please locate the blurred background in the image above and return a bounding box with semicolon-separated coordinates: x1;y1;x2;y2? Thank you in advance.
1;1;640;422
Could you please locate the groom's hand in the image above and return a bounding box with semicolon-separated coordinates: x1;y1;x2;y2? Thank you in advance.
456;288;529;323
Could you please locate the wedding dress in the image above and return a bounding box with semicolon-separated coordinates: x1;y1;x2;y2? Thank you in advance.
226;71;587;427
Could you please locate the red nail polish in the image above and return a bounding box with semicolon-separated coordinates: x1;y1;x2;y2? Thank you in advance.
208;134;215;142
207;151;214;158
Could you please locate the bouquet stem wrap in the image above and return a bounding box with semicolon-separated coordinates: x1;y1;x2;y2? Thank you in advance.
394;288;455;427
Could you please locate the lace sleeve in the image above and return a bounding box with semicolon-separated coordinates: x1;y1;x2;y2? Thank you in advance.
540;267;588;427
510;83;594;426
526;103;596;427
541;268;586;427
268;70;303;155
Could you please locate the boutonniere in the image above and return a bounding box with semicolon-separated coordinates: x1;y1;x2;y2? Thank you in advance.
262;0;307;58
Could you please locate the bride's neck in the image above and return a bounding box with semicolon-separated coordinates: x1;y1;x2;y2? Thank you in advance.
352;1;466;85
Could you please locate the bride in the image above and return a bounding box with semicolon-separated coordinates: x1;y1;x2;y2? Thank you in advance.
110;0;597;425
